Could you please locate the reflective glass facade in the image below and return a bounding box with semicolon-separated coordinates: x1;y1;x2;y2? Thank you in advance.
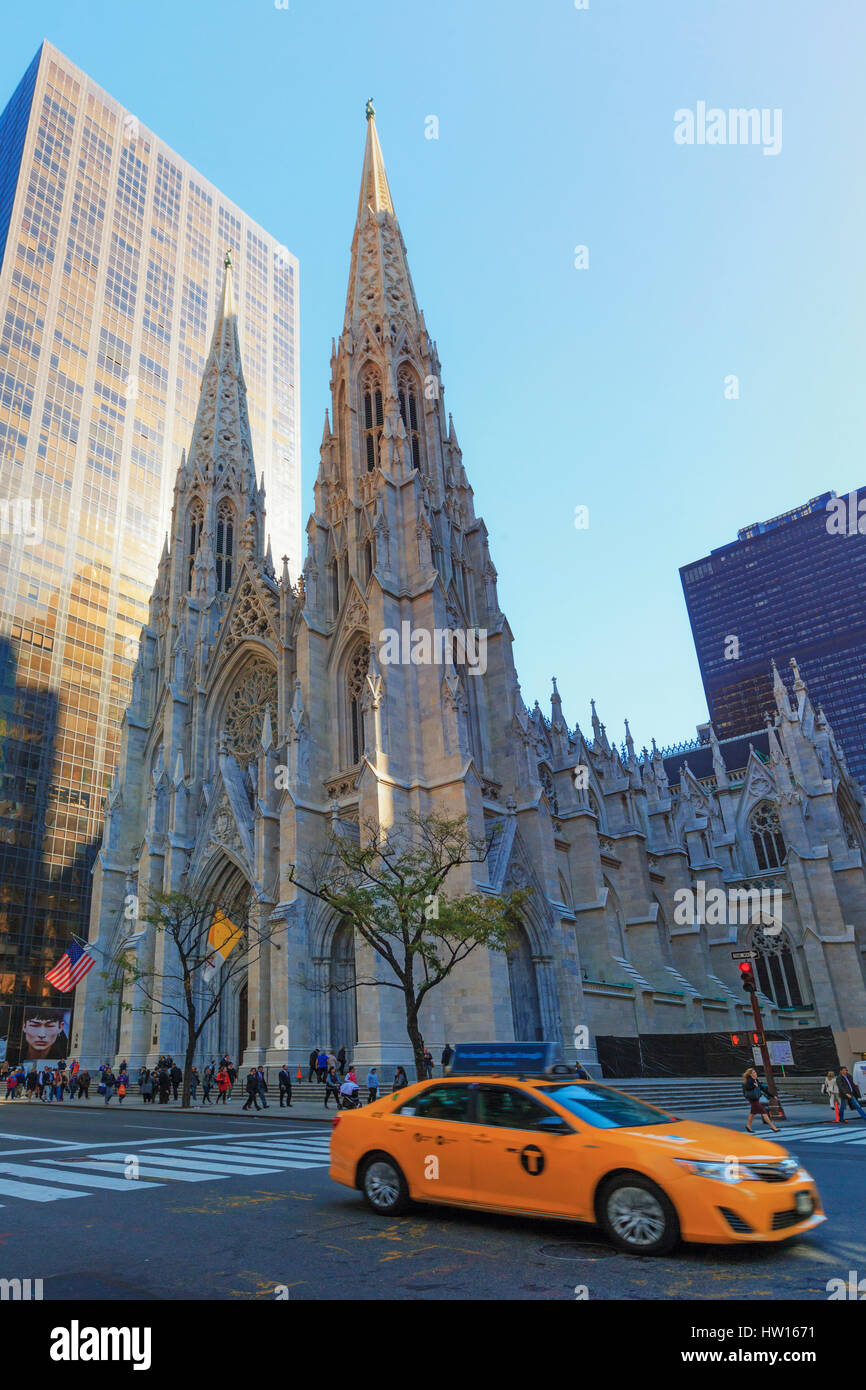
681;489;866;787
0;42;300;1048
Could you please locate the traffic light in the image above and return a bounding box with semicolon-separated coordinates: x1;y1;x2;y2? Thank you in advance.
739;961;757;993
730;1034;740;1046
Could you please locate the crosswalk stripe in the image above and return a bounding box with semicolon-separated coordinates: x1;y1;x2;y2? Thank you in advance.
52;1159;234;1183
207;1143;331;1157
165;1144;327;1164
14;1162;161;1190
0;1176;86;1201
797;1129;866;1145
86;1150;284;1175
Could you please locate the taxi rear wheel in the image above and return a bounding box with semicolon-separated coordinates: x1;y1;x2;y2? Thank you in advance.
598;1174;679;1256
360;1152;410;1216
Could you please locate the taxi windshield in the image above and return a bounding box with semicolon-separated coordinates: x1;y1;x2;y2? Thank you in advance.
542;1083;675;1129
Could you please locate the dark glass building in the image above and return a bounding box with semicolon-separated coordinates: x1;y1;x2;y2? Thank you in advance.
680;489;866;788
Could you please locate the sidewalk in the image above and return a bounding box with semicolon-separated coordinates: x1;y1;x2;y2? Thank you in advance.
0;1093;335;1121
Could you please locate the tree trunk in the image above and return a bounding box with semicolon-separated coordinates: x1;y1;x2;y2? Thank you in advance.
182;1034;196;1108
405;997;427;1084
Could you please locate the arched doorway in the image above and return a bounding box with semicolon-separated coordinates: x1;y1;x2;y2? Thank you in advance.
507;924;543;1041
329;920;358;1055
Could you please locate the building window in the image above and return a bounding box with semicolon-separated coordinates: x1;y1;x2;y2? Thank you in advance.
187;501;203;590
328;557;339;619
347;643;370;765
362;370;383;473
749;801;786;870
215;500;234;592
398;368;422;470
753;928;803;1008
362;537;374;586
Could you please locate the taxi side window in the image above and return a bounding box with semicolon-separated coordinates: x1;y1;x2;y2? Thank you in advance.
477;1086;561;1131
395;1085;471;1122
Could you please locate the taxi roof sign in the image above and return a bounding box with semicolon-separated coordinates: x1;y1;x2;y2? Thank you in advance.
448;1042;566;1076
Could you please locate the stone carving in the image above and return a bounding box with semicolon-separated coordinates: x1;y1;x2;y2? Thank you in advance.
224;661;278;770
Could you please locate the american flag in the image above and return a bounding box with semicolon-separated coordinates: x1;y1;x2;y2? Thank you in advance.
45;940;95;992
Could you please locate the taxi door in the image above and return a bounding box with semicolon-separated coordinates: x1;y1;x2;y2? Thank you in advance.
384;1083;475;1203
468;1084;592;1219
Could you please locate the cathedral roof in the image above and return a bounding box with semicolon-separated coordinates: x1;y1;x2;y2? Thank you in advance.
663;729;770;786
185;251;257;498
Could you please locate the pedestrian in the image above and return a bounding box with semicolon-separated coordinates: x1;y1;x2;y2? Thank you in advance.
742;1067;778;1133
216;1066;230;1104
339;1073;360;1108
141;1071;154;1104
821;1070;844;1122
170;1062;182;1101
278;1064;293;1107
116;1072;128;1105
202;1065;214;1104
4;1069;16;1102
323;1066;341;1109
423;1047;434;1080
366;1067;379;1103
441;1043;454;1072
327;1049;338;1075
102;1067;117;1105
41;1067;54;1102
25;1067;38;1102
392;1065;408;1092
256;1066;269;1109
189;1067;200;1104
316;1049;328;1085
337;1045;347;1078
837;1067;866;1121
77;1068;90;1100
137;1066;148;1093
308;1048;318;1083
242;1068;262;1111
157;1067;171;1105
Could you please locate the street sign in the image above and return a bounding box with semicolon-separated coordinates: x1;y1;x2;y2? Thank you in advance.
731;950;757;960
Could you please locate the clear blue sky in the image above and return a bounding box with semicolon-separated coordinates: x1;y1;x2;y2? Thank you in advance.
3;0;864;750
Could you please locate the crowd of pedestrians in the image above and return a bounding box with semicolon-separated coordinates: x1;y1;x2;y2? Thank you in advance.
0;1039;457;1109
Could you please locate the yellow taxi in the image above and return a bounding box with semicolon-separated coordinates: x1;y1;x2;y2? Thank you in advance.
329;1044;825;1255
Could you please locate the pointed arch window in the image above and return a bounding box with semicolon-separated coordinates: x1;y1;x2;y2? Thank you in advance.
327;556;339;620
347;642;370;766
753;927;803;1008
215;500;235;592
361;370;383;473
362;536;375;586
187;501;204;590
749;801;786;871
398;368;423;470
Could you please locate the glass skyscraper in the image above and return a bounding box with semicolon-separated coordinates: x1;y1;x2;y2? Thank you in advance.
680;489;866;787
0;41;300;1053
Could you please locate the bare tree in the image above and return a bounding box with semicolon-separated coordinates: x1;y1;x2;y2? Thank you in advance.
290;810;527;1080
101;888;279;1107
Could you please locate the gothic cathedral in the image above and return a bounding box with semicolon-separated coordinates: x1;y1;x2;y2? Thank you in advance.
76;113;866;1076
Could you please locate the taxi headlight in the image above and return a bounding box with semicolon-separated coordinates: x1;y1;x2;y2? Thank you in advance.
673;1159;745;1183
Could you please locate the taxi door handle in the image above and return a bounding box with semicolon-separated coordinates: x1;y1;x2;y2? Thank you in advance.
388;1124;406;1132
473;1136;493;1144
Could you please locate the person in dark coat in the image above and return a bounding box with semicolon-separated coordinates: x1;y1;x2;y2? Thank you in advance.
170;1063;182;1101
256;1067;269;1109
441;1044;454;1072
157;1067;171;1104
278;1065;293;1107
337;1046;347;1077
742;1067;778;1133
323;1066;341;1109
837;1067;866;1121
242;1068;262;1111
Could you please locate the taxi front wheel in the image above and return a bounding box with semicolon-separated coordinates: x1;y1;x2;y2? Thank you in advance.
360;1152;411;1216
598;1174;679;1256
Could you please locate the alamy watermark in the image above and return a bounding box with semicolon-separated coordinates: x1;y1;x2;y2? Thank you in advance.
0;497;42;545
674;103;782;157
673;880;782;935
378;623;487;675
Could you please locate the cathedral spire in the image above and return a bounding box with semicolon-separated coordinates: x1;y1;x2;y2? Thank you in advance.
344;108;419;332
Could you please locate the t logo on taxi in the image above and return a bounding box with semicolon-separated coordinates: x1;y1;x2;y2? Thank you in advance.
520;1145;545;1176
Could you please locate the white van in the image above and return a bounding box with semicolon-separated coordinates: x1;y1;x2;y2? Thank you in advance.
852;1060;866;1095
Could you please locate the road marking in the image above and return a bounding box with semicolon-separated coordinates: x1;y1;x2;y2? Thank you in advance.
86;1150;286;1175
0;1177;86;1201
12;1162;160;1191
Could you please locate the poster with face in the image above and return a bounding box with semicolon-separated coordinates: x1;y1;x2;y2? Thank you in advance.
18;1006;71;1064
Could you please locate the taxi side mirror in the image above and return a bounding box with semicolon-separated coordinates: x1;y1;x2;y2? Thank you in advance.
535;1116;573;1135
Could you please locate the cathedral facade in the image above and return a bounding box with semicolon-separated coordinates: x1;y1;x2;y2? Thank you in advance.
75;114;866;1076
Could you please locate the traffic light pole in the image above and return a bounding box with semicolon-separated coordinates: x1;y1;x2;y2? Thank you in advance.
749;990;786;1121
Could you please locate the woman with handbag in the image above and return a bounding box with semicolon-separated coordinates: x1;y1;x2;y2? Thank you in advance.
742;1067;779;1133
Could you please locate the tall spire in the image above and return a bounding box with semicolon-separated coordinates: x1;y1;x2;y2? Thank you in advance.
186;250;257;498
344;106;419;332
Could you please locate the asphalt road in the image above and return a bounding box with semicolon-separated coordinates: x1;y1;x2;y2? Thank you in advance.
0;1102;863;1301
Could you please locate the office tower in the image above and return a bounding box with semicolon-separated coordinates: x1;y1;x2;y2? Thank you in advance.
0;41;299;1057
680;489;866;786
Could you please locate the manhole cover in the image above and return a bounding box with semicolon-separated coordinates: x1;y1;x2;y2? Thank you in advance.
539;1242;617;1261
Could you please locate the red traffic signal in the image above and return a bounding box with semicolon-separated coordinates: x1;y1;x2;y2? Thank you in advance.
739;961;757;993
731;1034;740;1046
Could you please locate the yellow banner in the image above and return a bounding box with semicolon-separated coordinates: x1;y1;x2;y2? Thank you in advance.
207;909;241;962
